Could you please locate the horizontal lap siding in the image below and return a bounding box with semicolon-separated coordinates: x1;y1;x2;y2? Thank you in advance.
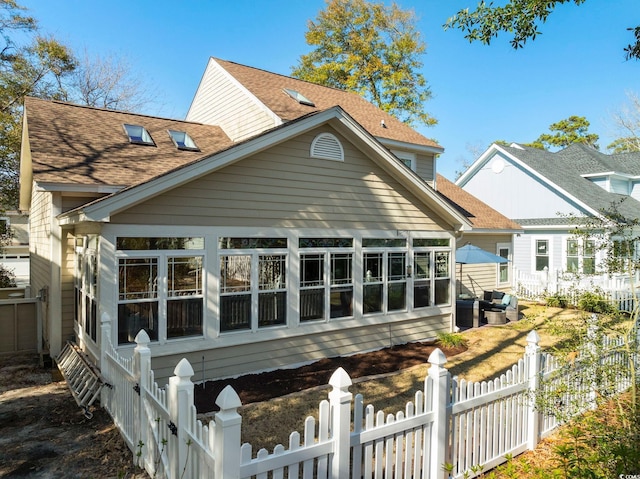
149;314;450;384
61;229;75;344
29;189;51;350
112;128;447;231
187;61;276;141
457;235;513;295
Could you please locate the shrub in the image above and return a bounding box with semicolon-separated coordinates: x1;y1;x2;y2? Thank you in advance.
436;332;468;348
545;293;569;308
577;291;615;314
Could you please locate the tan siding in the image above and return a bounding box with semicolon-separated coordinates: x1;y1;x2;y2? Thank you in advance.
149;314;450;384
62;195;104;213
113;127;450;232
60;229;75;343
187;60;277;141
456;235;513;297
28;188;51;350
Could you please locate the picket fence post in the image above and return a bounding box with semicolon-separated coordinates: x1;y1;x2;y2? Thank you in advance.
214;385;242;479
168;358;195;479
525;330;541;450
328;367;353;479
428;348;450;479
133;331;151;471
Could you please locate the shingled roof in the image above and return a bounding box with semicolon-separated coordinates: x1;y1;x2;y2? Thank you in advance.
436;174;522;231
24;97;233;187
212;58;441;150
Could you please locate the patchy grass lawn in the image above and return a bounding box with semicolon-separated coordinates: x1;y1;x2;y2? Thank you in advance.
227;302;586;454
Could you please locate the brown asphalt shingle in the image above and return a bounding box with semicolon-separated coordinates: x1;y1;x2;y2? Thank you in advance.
436;174;522;231
25;97;233;187
214;58;441;150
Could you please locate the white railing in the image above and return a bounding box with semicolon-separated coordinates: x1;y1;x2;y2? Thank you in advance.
99;313;638;479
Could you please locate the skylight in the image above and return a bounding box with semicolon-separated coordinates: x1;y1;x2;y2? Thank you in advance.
283;88;315;107
123;124;154;145
168;130;200;151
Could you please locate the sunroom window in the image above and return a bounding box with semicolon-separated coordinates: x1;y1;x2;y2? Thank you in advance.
363;238;408;314
123;124;155;145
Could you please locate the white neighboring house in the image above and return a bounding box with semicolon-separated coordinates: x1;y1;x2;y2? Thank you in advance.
456;142;640;292
0;210;29;286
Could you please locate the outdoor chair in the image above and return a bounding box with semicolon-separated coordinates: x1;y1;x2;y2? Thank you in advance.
480;290;519;322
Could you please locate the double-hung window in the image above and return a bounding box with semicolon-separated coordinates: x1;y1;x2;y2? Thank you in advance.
116;237;204;344
363;238;408;314
536;239;549;271
219;237;287;332
75;235;98;343
413;238;451;307
299;238;353;321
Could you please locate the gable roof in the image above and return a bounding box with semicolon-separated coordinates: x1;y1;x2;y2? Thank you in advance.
435;174;522;232
58;106;470;231
190;58;442;152
23;96;233;188
496;143;640;219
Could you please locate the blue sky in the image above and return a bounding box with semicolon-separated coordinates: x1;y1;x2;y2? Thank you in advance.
21;0;640;180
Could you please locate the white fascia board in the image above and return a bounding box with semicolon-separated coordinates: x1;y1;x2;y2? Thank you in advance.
333;113;471;232
377;137;444;155
582;171;640;180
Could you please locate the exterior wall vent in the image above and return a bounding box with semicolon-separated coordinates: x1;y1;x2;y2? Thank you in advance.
310;133;344;162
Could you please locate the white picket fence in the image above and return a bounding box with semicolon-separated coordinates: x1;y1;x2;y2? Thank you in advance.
98;313;638;479
514;268;638;312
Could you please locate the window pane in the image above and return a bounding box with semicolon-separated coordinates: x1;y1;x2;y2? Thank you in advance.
567;239;579;256
300;288;324;322
118;301;158;344
363;284;383;314
167;298;203;338
221;255;251;293
435;279;450;305
168;256;202;296
220;294;251;331
301;254;324;287
118;258;157;300
117;237;204;250
414;252;430;279
299;238;353;248
258;291;286;327
331;253;352;285
566;257;579;272
364;253;383;282
414;281;430;308
259;255;286;290
536;256;549;271
413;238;449;247
219;237;287;249
583;257;595;274
388;253;406;281
388;282;406;311
363;238;406;248
330;287;352;318
435;252;449;278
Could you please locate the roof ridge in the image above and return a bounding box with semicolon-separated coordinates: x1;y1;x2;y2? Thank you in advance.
25;96;208;126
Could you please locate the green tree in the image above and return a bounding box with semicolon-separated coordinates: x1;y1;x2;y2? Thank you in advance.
0;0;75;209
0;218;15;287
444;0;639;61
535;115;599;150
292;0;435;127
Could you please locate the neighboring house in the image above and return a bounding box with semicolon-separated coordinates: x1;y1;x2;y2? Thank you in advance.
0;210;30;285
19;58;515;383
456;142;640;290
435;175;522;298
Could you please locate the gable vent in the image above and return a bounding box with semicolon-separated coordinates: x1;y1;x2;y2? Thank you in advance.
310;133;344;162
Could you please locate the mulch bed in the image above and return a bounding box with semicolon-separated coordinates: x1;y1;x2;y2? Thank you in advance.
194;341;466;413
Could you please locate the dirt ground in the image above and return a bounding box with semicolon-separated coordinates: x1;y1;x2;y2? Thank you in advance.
0;353;145;479
0;342;465;478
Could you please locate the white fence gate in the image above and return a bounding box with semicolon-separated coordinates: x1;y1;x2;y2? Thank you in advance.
99;313;637;479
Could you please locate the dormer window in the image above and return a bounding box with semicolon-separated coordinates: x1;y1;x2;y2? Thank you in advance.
168;130;200;151
283;88;315;107
123;124;154;145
